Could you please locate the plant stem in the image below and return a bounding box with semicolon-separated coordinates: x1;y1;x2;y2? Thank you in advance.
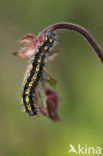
39;22;103;63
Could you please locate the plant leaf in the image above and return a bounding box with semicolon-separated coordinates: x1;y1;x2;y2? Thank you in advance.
37;84;46;107
47;77;57;88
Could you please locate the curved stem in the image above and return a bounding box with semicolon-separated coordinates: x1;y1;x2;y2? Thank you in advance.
39;22;103;63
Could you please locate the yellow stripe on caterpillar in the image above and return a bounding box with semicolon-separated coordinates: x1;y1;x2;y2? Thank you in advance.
49;39;53;43
44;46;48;51
40;41;44;46
25;89;30;94
32;74;37;80
25;96;29;102
38;59;41;63
36;65;40;72
29;81;33;87
36;48;39;53
45;36;48;40
27;104;32;111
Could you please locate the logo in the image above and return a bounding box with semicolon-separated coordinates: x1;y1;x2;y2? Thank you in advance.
68;144;101;155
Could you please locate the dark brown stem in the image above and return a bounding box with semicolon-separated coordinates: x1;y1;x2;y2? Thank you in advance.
39;22;103;63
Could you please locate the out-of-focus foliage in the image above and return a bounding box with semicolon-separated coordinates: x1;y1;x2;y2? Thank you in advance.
0;0;103;155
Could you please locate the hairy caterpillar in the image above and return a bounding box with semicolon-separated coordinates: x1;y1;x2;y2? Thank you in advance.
13;22;103;121
22;30;56;117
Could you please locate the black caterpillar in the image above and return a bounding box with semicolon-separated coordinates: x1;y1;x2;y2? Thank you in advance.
22;30;56;117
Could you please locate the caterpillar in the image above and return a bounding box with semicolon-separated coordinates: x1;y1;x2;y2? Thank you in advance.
13;22;103;121
22;30;56;117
